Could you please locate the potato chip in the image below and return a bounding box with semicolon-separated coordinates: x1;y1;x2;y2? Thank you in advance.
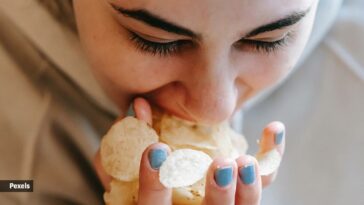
159;149;212;188
104;179;138;205
173;177;205;205
226;124;248;156
157;114;217;149
155;113;245;158
102;109;251;205
100;117;159;181
256;149;282;176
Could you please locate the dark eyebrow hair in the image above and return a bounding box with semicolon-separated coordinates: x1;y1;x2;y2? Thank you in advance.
245;9;310;38
111;3;310;40
111;4;200;39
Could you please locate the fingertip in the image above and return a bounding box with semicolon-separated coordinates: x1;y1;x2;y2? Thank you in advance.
259;121;286;154
133;97;153;125
269;121;285;146
256;123;285;188
138;143;172;204
207;158;237;187
264;121;285;132
141;143;171;173
236;155;260;186
204;158;237;205
235;155;262;204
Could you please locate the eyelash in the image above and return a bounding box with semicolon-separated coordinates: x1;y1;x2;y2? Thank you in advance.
129;31;291;56
240;37;288;53
129;32;190;56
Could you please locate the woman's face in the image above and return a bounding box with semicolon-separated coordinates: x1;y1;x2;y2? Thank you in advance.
74;0;318;124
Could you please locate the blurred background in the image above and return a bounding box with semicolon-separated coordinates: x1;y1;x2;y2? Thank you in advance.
243;0;364;204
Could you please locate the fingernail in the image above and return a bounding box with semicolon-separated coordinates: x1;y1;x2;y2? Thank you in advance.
239;163;255;185
275;130;284;145
148;148;167;170
214;166;233;187
126;102;135;116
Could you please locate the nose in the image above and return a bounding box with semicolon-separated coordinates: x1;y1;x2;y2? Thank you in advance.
182;63;238;124
176;50;238;124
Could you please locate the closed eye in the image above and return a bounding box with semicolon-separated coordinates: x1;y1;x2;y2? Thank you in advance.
129;30;294;56
128;31;193;56
236;32;293;53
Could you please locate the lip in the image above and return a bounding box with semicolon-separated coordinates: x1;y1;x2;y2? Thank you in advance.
146;94;198;123
162;104;198;123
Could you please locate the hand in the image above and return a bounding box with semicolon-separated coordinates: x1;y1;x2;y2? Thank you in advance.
93;98;286;205
202;120;285;205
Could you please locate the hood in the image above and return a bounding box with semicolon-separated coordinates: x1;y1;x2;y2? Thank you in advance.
0;0;120;116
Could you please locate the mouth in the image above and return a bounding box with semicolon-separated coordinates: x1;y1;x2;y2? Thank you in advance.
158;102;198;124
142;93;198;123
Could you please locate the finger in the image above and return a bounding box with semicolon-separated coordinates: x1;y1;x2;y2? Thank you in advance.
93;150;112;192
133;97;153;126
203;158;237;205
236;155;262;205
138;143;172;205
256;121;285;187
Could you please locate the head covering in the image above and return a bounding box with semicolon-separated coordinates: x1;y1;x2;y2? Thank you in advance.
0;0;119;117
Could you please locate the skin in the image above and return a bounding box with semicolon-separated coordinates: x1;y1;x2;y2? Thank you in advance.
74;0;318;204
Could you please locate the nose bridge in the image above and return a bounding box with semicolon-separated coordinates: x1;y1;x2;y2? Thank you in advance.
181;48;238;122
189;46;235;96
193;62;230;97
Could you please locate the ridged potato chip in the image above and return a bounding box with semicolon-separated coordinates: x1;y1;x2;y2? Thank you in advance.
157;115;217;150
159;149;212;188
226;123;248;156
172;177;205;205
102;109;253;205
104;180;138;205
100;117;159;181
155;113;247;158
256;149;282;176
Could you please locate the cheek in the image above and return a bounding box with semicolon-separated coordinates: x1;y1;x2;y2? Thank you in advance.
242;4;317;92
238;22;315;93
93;50;184;95
239;51;297;92
93;48;180;94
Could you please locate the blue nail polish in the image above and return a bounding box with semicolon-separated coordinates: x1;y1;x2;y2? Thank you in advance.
275;130;284;145
239;164;255;185
126;103;135;116
214;167;233;187
149;149;167;170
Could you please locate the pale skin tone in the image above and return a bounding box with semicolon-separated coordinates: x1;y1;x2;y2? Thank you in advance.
74;0;318;204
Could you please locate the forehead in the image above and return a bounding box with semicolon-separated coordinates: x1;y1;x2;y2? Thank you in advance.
116;0;314;36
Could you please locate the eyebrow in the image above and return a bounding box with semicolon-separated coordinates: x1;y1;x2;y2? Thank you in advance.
111;4;200;39
111;3;309;40
245;9;310;38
